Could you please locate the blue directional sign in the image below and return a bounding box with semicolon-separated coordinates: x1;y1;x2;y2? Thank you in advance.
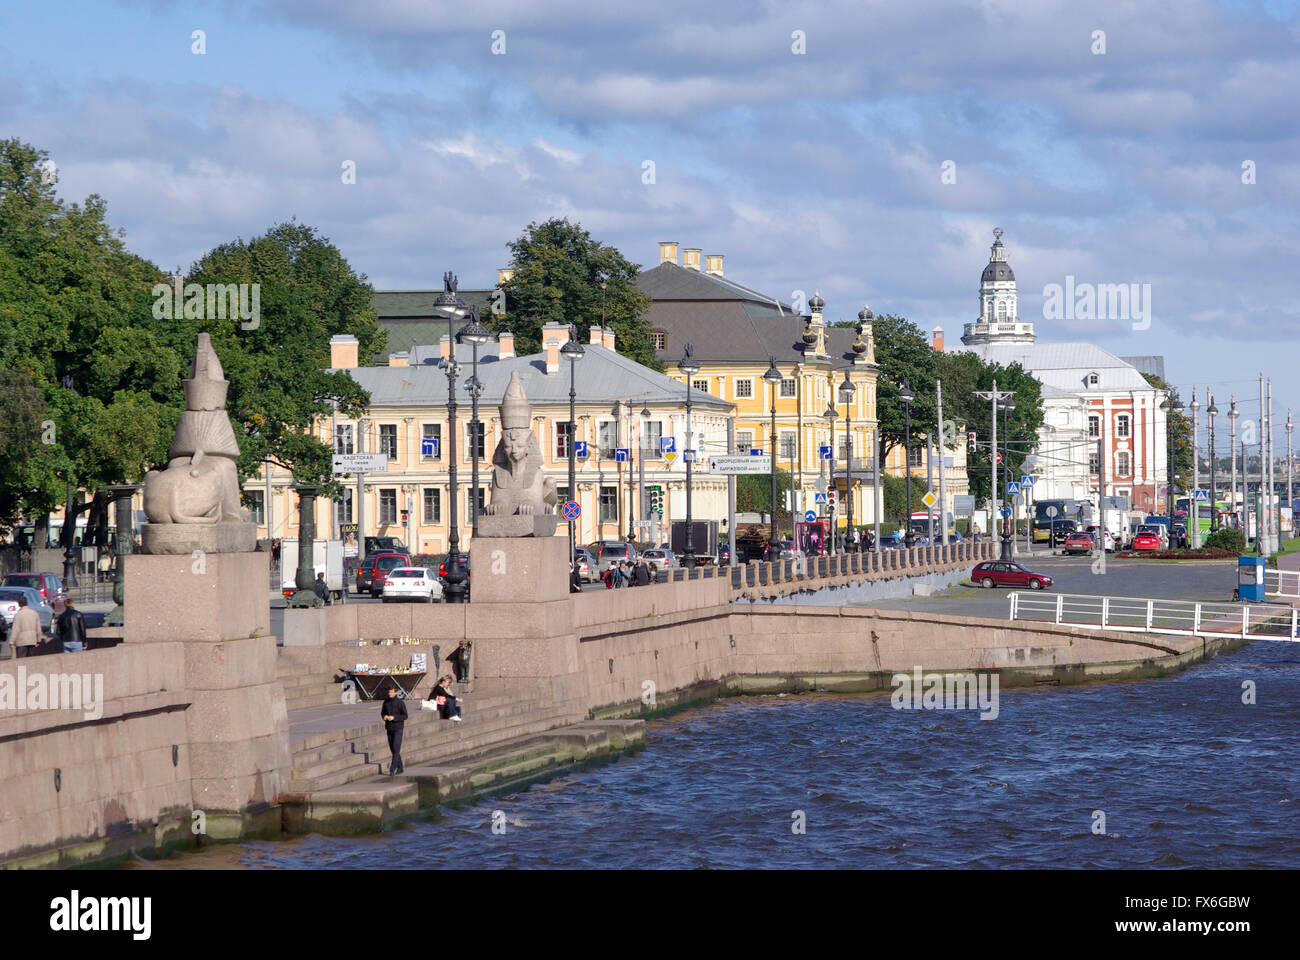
1021;474;1035;487
804;510;817;523
1194;488;1209;502
750;448;762;456
1001;507;1012;518
1007;481;1021;494
421;437;439;457
683;450;697;463
615;448;629;462
659;437;676;454
818;445;832;460
573;440;588;458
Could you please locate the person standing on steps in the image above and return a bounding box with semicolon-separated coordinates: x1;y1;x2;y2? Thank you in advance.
381;682;408;774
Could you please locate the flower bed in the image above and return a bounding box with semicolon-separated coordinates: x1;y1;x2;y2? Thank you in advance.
1113;548;1237;560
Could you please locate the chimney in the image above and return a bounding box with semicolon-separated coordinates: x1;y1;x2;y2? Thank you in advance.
330;334;359;369
497;267;514;285
498;331;514;358
658;241;679;265
931;326;945;352
388;351;409;367
589;325;603;346
545;338;560;373
602;327;616;351
705;254;724;276
542;321;569;348
439;335;451;362
683;248;702;271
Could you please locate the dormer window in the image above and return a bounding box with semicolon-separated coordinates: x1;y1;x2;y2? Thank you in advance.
1087;372;1099;387
651;330;667;351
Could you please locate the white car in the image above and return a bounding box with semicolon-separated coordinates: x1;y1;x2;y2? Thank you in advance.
381;567;444;603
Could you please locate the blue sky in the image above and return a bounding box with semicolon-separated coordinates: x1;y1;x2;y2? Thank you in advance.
3;0;1299;441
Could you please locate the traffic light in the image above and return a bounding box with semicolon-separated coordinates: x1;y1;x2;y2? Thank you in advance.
648;485;663;515
968;431;977;452
400;509;409;522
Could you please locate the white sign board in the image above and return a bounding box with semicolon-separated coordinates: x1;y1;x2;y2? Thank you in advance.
333;453;388;474
709;455;772;474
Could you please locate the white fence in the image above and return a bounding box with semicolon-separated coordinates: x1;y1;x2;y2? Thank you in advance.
1265;568;1300;599
1009;592;1299;642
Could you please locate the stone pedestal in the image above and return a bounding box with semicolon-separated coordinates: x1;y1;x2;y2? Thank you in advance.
469;536;568;604
124;551;270;643
141;521;257;555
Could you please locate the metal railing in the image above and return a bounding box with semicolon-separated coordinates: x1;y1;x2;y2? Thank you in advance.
1009;591;1299;641
1265;568;1300;599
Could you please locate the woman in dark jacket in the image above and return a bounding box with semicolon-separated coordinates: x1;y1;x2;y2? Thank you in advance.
431;674;462;722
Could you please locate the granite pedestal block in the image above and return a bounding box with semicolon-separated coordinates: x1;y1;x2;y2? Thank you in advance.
124;551;270;644
469;536;568;604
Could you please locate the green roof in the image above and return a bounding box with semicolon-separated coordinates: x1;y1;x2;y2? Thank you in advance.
372;289;495;361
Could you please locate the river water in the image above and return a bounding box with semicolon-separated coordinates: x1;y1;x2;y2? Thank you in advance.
144;639;1300;869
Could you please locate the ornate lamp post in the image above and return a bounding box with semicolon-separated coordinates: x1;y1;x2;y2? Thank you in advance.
434;272;469;603
1207;395;1219;532
678;344;701;566
763;357;782;550
1228;396;1239;529
287;484;323;607
898;378;915;547
561;327;585;561
823;402;837;554
1288;410;1294;529
59;374;80;589
839;371;857;541
1160;394;1184;519
460;311;491;541
1189;390;1201;549
104;484;139;626
1001;396;1016;558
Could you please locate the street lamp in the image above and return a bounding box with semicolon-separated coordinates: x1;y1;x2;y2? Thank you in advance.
1207;395;1219;531
1001;396;1016;558
59;374;80;588
1189;390;1201;549
898;378;914;547
1160;394;1184;519
839;371;857;545
561;328;585;562
1288;410;1295;529
823;402;837;554
460;311;491;542
763;357;783;550
678;344;701;567
434;272;469;603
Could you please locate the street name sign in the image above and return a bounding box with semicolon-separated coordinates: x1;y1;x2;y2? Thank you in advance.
709;455;771;474
333;453;387;474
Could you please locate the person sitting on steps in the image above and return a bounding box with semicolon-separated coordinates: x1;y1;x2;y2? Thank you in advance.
431;674;463;722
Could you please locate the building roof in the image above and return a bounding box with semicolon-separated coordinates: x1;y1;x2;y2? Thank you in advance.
955;341;1156;393
372;289;495;361
636;260;797;309
340;343;733;411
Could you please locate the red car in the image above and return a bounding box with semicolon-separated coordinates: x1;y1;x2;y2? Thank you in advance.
971;561;1053;590
1;572;64;600
357;553;411;597
1131;532;1161;551
1061;532;1094;556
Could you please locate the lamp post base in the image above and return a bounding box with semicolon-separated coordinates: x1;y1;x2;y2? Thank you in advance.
287;589;323;609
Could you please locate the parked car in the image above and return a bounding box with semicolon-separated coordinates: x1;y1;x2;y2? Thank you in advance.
2;572;64;601
1172;523;1189;548
1134;523;1169;549
588;541;638;571
357;552;413;597
1131;531;1162;552
437;552;471;581
382;567;443;603
364;536;407;555
0;586;55;633
1061;532;1095;556
766;540;798;560
641;548;676;569
971;561;1053;590
572;548;598;583
1084;525;1116;552
1049;520;1078;546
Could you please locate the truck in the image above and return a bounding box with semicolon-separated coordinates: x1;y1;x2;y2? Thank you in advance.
670;520;719;565
280;538;346;603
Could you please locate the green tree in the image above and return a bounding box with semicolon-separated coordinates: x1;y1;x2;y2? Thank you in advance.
882;474;928;525
1144;374;1192;497
737;468;793;526
873;314;938;469
495;218;657;369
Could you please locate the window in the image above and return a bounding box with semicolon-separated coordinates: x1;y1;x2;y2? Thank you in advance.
908;446;924;467
422;488;441;524
780;378;796;398
599;486;618;523
379;489;397;525
997;300;1007;320
736;431;753;454
1088;416;1100;438
597;421;618;458
335;489;353;525
651;331;666;351
421;423;442;461
840;435;852;460
557;485;570;504
1089;451;1100;475
692;379;709;394
735;379;753;399
1116;415;1130;438
465;422;485;460
640;420;663;459
1088;373;1099;386
379;424;397;460
465;487;486;523
779;431;796;459
1115;451;1131;477
334;424;354;454
556;421;573;459
246;490;265;525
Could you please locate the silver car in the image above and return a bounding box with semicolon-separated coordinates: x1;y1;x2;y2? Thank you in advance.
0;586;55;633
641;548;676;569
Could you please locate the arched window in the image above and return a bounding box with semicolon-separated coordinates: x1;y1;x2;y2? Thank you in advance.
1087;372;1100;387
997;300;1007;320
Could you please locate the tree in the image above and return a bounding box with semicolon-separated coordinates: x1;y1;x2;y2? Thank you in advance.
1144;374;1192;494
737;468;794;527
873;314;938;469
883;474;928;524
495;218;658;369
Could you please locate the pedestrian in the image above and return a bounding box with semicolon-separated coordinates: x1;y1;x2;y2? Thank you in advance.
602;565;616;589
852;528;861;552
272;539;281;564
313;571;329;604
10;595;42;659
430;674;463;722
633;557;651;586
380;682;407;774
570;563;583;593
55;596;87;653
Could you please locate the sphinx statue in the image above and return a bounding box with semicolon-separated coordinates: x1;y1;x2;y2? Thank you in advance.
478;370;558;538
141;333;256;554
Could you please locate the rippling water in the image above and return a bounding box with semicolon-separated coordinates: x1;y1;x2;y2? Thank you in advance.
146;640;1300;869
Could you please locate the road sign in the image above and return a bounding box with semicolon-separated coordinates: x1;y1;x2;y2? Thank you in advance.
332;453;387;474
573;440;588;458
421;438;439;457
1194;489;1209;502
708;455;770;474
813;475;828;494
921;490;937;509
1007;481;1021;494
804;510;817;523
615;448;629;462
953;494;975;514
1001;507;1012;518
749;448;762;456
818;445;832;461
684;450;697;463
814;492;827;504
664;451;678;464
660;437;676;454
561;500;580;521
1021;474;1035;487
995;452;1002;463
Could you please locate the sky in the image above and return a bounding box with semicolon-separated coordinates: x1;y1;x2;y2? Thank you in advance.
3;0;1299;451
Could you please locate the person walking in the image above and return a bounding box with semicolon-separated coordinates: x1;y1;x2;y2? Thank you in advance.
380;683;408;774
313;572;329;604
632;557;651;587
10;595;42;659
55;596;87;653
570;563;583;593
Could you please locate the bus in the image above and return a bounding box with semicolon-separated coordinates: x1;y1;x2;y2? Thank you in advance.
1032;499;1089;542
1174;497;1236;538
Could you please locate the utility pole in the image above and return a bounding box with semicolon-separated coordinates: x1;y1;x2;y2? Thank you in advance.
973;380;1014;552
1190;387;1200;550
727;418;736;565
936;380;949;547
1267;378;1276;553
1259;374;1270;556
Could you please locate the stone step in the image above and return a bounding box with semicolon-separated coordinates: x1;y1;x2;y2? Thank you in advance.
280;781;419;834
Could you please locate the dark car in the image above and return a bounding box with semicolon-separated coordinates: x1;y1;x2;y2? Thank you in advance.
356;552;412;596
364;536;407;555
1049;520;1078;546
971;560;1053;590
1061;532;1094;556
2;572;64;601
766;540;797;560
438;552;471;581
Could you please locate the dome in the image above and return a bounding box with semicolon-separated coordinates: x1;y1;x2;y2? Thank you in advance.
808;290;825;311
858;304;873;322
982;261;1015;283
